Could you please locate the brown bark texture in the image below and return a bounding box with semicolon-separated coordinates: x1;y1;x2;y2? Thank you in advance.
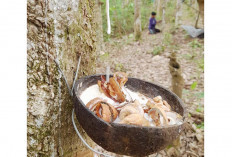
198;0;204;21
196;0;204;28
169;52;184;157
169;52;184;99
27;0;100;156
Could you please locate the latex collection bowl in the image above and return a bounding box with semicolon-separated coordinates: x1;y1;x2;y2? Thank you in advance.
73;74;186;156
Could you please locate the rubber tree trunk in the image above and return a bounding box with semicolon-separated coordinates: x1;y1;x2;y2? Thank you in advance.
161;0;168;29
168;52;184;156
156;0;162;19
153;0;156;9
27;0;99;156
134;0;142;41
198;0;204;25
195;11;200;28
175;0;183;26
195;0;204;28
95;0;105;53
169;52;184;99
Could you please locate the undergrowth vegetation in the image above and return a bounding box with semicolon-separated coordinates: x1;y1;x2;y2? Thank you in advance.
189;39;202;48
152;45;165;56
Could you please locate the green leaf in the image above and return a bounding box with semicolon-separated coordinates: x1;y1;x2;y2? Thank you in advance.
191;81;198;90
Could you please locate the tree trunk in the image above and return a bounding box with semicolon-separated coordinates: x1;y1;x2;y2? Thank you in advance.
169;52;184;99
95;0;105;53
156;0;162;18
161;0;167;29
154;0;158;12
168;52;184;157
194;0;204;28
175;0;183;26
134;0;142;41
27;0;98;156
153;0;156;9
195;11;201;28
196;0;204;28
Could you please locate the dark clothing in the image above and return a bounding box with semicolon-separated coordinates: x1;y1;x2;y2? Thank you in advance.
149;28;161;34
149;17;156;30
148;17;160;34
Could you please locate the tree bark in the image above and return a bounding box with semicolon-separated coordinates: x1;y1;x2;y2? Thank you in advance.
169;52;184;99
196;0;204;28
195;11;201;28
154;0;158;12
175;0;183;26
157;0;162;18
161;0;168;29
194;0;204;28
95;0;105;53
168;52;184;156
27;0;98;156
134;0;142;41
153;0;156;9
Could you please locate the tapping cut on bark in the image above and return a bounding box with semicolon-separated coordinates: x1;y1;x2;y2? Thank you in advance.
169;52;184;99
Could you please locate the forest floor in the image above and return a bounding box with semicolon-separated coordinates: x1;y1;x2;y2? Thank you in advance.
94;27;204;157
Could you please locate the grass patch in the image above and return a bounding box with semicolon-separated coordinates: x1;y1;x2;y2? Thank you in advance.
152;46;164;56
114;63;126;72
163;33;173;46
197;58;204;71
182;51;197;60
189;39;202;48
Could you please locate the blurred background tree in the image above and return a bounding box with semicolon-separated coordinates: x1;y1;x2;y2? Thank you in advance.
134;0;142;41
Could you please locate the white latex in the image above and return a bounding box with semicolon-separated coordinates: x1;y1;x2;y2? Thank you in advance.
106;0;111;34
